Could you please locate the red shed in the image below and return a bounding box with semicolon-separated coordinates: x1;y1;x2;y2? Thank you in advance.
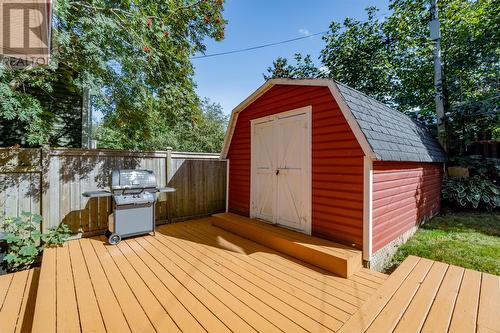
220;79;446;267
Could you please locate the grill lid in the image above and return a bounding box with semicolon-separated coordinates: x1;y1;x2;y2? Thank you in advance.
112;169;157;190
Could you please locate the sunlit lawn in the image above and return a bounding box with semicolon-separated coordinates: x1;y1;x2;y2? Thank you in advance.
387;211;500;275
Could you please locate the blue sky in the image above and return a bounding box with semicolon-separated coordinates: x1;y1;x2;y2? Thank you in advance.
193;0;389;115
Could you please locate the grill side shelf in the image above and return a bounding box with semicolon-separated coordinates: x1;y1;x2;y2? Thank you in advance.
158;187;176;193
82;190;112;198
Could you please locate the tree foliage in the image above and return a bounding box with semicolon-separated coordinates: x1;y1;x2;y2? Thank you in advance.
177;98;228;152
264;0;500;149
321;7;393;103
384;0;499;120
445;96;499;153
95;98;227;152
1;0;227;150
263;54;323;80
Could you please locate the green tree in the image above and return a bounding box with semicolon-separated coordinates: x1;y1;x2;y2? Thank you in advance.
384;0;499;119
94;98;228;152
176;99;228;152
264;0;500;148
320;7;393;103
1;0;227;147
263;54;323;80
385;0;499;150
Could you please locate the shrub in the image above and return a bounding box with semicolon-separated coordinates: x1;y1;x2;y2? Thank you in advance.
442;176;500;210
492;127;500;140
0;212;70;271
449;155;500;181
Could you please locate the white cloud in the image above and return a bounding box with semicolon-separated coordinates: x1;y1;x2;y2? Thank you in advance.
298;28;312;37
319;66;330;74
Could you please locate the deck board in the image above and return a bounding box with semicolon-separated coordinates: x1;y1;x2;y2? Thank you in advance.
146;234;308;332
31;218;386;332
393;261;448;332
176;220;363;315
28;217;499;333
132;237;254;333
55;245;80;333
90;237;156;333
421;265;464;333
448;269;482;333
101;237;182;333
114;240;204;333
0;273;13;308
15;268;39;333
0;270;29;333
0;268;38;333
32;247;57;333
337;255;420;333
186;219;378;297
338;256;500;333
68;239;107;333
159;222;343;331
477;273;500;332
366;258;434;333
79;238;131;333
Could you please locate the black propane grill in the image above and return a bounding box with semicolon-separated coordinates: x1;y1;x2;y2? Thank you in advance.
83;169;175;245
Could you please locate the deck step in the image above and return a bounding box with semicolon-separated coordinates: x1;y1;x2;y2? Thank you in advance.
212;213;362;278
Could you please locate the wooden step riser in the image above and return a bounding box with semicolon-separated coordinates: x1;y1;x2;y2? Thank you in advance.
212;216;361;278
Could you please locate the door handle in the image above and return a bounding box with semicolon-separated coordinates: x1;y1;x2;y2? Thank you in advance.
276;169;279;175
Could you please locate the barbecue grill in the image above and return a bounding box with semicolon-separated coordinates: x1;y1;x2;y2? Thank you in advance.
83;169;175;245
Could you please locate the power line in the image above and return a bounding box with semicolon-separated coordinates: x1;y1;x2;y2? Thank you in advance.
190;30;327;59
191;11;389;60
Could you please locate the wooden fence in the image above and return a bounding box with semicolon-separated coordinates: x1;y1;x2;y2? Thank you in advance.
466;140;499;158
0;147;226;235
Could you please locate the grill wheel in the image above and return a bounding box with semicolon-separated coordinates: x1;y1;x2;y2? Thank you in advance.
108;233;121;245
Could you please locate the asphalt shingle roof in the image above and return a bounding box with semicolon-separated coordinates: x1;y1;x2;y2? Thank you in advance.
335;81;446;163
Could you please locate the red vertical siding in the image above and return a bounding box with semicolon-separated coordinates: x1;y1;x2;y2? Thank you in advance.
227;85;365;248
372;161;443;252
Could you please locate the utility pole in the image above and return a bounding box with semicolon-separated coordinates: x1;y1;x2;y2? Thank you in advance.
429;0;447;151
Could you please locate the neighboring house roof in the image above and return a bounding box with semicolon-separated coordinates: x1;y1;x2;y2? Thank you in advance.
220;78;446;163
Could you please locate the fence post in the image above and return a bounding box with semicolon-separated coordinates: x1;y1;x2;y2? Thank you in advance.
166;147;172;223
166;147;172;183
40;145;50;232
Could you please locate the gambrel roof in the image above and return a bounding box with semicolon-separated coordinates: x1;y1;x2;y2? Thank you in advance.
221;78;446;163
335;81;446;162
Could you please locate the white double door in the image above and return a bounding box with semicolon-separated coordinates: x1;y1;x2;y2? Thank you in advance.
251;106;311;234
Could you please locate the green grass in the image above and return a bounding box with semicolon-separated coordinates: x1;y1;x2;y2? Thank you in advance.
386;212;500;275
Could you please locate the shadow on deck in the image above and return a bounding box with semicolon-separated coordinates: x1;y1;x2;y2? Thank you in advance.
1;216;498;333
30;218;385;333
0;268;39;333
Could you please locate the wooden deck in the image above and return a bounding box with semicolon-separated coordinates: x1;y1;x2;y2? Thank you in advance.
31;217;386;333
13;216;498;332
339;256;500;333
0;268;39;333
213;213;362;278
